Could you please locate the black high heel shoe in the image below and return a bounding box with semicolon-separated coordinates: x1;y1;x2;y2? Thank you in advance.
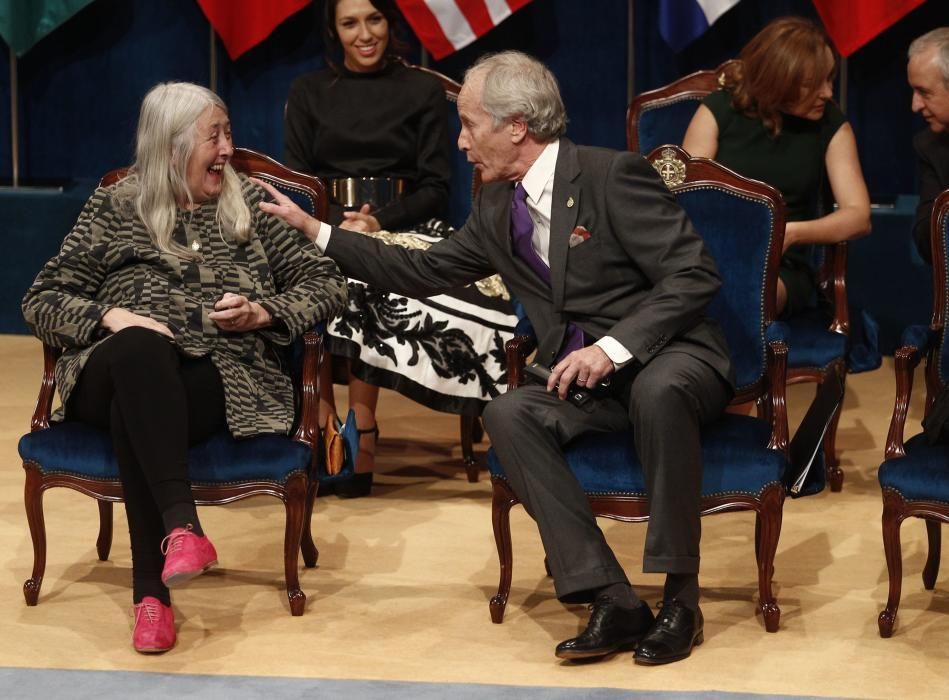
335;425;379;499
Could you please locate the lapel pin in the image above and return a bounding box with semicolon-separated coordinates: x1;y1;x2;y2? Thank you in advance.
566;196;575;208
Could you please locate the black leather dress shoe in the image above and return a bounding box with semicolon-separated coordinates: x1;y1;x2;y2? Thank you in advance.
634;600;704;665
555;599;655;660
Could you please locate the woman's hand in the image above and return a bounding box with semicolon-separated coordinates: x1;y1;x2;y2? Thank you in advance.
340;203;381;232
251;177;321;241
208;292;272;332
101;308;174;338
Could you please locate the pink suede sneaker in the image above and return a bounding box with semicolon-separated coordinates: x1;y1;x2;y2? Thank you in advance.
160;524;218;588
132;596;176;653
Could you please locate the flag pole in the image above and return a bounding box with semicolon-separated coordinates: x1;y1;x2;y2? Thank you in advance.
209;24;218;94
420;47;429;68
627;0;635;103
9;46;19;188
838;56;848;113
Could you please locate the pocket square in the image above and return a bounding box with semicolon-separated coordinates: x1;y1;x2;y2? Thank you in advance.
569;226;592;248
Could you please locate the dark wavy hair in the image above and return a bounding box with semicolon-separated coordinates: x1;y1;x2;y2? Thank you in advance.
721;16;838;136
323;0;410;72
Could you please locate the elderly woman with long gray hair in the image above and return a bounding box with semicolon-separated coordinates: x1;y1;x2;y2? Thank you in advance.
21;81;347;653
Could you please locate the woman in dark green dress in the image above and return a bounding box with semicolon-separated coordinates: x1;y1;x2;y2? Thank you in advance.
683;16;871;316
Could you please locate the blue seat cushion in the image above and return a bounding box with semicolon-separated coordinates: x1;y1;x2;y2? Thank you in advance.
878;433;949;504
786;312;847;370
19;421;312;485
487;414;786;498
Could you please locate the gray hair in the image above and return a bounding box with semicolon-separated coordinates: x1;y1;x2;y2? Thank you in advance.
465;51;567;141
115;82;250;258
909;27;949;85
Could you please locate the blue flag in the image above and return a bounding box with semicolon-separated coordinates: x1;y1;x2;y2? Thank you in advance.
659;0;740;51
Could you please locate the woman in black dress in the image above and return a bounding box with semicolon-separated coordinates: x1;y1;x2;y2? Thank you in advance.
284;0;516;496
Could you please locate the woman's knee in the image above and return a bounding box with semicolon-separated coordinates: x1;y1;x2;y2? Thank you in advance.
99;327;178;374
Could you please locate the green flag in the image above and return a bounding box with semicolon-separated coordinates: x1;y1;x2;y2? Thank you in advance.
0;0;97;56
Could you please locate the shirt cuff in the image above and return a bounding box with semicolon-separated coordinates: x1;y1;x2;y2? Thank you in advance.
595;336;634;369
314;222;333;253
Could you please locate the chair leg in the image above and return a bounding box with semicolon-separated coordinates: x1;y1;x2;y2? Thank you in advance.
923;520;941;591
460;415;481;483
824;369;846;492
96;500;113;561
753;514;773;579
23;464;47;606
879;490;906;638
300;480;319;568
283;473;308;616
490;479;518;624
755;485;784;632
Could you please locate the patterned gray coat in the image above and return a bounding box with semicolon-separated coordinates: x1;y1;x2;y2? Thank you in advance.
22;175;347;438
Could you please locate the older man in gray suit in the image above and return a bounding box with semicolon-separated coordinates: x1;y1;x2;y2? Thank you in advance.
257;50;733;666
908;27;949;263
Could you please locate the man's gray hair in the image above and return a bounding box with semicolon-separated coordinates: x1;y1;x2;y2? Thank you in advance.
909;27;949;84
465;51;567;141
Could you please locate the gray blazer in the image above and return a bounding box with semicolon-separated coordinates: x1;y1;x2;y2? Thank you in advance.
325;139;734;390
913;128;949;263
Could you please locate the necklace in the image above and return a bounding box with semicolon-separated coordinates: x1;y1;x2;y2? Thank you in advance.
183;209;228;256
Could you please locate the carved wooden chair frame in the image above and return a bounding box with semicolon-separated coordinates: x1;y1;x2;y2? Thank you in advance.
878;188;949;637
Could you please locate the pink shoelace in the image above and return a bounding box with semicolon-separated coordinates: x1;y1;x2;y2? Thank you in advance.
133;598;163;624
160;523;195;556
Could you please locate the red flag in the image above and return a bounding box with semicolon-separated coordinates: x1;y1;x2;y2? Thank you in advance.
196;0;311;60
395;0;532;60
811;0;925;57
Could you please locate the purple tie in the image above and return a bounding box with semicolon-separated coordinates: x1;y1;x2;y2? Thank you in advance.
510;183;585;360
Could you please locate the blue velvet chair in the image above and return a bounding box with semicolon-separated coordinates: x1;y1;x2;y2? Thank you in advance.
877;187;949;638
487;145;792;633
628;65;852;493
626;61;736;157
19;148;332;616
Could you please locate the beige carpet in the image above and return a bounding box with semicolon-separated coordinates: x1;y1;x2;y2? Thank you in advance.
1;334;947;698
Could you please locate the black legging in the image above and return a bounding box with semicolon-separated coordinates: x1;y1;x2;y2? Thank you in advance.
66;326;226;604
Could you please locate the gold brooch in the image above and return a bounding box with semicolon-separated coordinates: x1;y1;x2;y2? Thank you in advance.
566;196;574;208
191;240;201;252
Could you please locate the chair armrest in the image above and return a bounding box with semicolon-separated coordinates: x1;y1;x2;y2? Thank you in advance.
764;337;790;454
819;242;849;335
505;335;537;390
884;342;924;460
31;343;61;432
292;330;324;453
899;324;934;355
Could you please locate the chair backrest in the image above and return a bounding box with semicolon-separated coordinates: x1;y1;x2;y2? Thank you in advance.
405;61;481;227
929;189;949;387
627;60;736;154
99;147;328;220
646;145;786;402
